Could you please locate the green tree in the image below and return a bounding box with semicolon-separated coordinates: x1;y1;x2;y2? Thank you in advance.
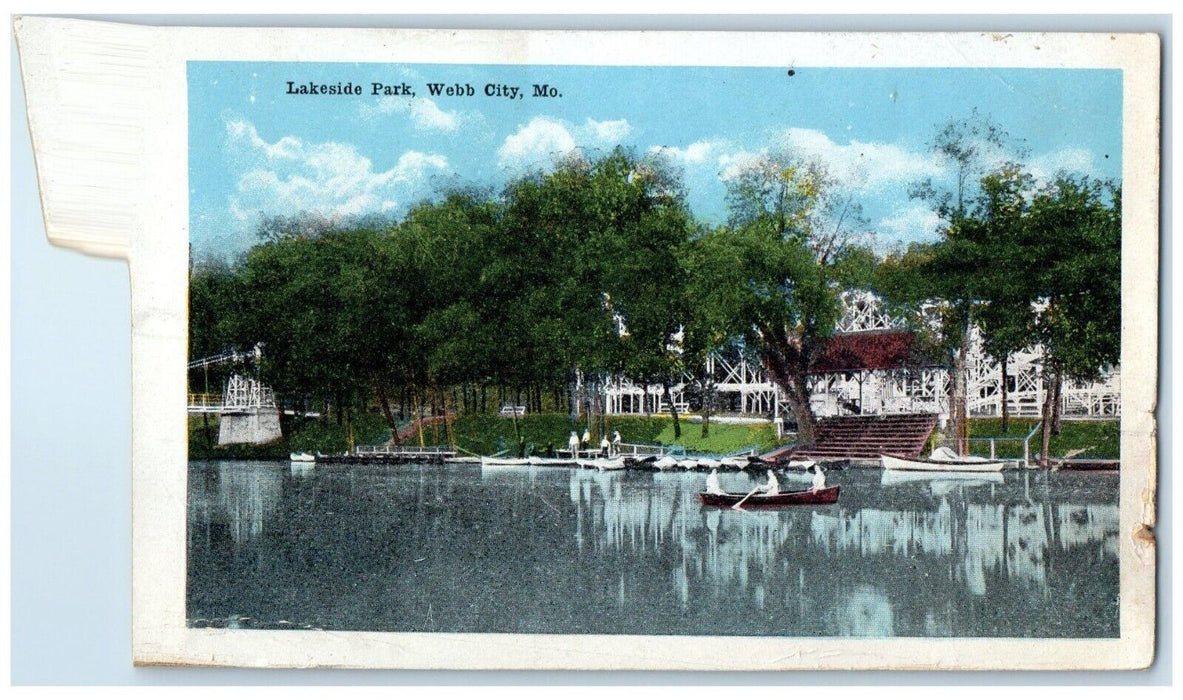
694;153;865;447
1024;176;1121;461
908;111;1026;453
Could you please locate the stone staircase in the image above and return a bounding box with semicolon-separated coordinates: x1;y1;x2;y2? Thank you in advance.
792;413;939;461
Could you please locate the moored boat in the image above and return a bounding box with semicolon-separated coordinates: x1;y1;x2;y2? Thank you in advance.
289;452;315;462
576;457;627;470
881;452;1007;473
527;456;576;467
480;456;532;467
653;456;679;470
698;486;840;508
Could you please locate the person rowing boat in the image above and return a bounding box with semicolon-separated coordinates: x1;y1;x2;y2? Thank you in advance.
759;469;780;496
704;468;726;496
810;464;826;491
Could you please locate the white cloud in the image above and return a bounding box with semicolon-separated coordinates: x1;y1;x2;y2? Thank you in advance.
649;139;723;165
583;117;631;143
360;96;460;132
775;127;943;193
497;116;633;170
876;203;944;244
224;118;449;224
716;149;768;181
497;117;578;169
1028;147;1099;182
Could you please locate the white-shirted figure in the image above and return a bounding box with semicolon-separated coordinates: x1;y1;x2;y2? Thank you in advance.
759;469;780;496
611;430;622;455
811;464;827;491
705;469;726;496
581;428;591;450
599;435;611;456
568;431;581;457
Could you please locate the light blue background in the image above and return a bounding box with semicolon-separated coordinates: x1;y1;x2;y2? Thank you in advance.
8;14;1172;685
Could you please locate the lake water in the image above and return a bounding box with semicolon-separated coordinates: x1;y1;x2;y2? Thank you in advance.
187;460;1119;638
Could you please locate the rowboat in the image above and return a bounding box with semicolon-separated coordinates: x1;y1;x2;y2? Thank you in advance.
697;458;722;470
527;456;576;467
653;456;680;470
577;457;627;471
698;486;840;508
480;456;532;467
881;452;1007;473
718;456;749;469
289;452;315;463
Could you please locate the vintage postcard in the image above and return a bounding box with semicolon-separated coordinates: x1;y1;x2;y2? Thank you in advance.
15;19;1159;670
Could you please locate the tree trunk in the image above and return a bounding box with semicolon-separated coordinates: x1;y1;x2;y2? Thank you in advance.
663;381;681;439
371;374;401;445
763;344;817;448
1051;371;1064;435
1000;354;1010;434
951;336;969;456
786;378;816;448
431;386;441;445
1040;369;1055;467
700;366;712;439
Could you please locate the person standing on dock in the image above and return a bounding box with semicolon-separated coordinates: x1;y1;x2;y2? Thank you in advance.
568;431;581;458
599;435;610;457
811;464;826;491
581;428;591;452
705;468;726;496
611;430;622;456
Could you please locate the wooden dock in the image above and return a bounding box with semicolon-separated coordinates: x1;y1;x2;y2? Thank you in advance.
316;445;457;465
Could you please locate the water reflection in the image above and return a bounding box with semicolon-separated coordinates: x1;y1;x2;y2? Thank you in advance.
188;461;1119;637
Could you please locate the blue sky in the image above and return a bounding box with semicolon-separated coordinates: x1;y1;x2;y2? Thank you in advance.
189;62;1122;261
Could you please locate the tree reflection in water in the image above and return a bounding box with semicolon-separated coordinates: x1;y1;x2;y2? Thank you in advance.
188;461;1119;637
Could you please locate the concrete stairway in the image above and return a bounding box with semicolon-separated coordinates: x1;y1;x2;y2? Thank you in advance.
792;413;939;460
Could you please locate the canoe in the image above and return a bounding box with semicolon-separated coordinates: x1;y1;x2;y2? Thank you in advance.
480;456;532;467
881;453;1006;473
289;452;315;463
698;486;840;508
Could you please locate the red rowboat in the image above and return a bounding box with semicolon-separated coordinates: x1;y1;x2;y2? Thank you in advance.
698;486;840;508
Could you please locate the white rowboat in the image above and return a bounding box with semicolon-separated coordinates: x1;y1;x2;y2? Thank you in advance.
653;456;680;470
480;456;532;467
289;452;315;462
577;457;627;471
881;453;1006;473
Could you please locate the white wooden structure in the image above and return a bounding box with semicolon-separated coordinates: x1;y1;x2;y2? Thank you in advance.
603;290;1121;421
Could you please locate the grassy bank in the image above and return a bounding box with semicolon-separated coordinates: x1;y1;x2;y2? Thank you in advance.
188;411;781;459
961;418;1119;460
188;411;1117;461
188;413;389;460
446;413;781;456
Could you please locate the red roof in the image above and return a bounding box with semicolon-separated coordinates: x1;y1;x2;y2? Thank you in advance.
809;330;923;374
